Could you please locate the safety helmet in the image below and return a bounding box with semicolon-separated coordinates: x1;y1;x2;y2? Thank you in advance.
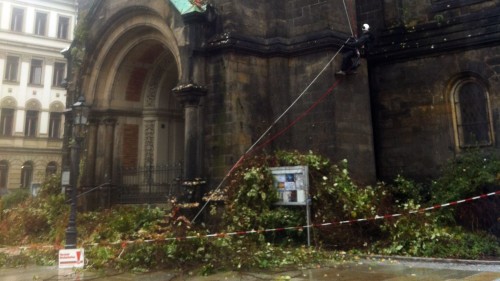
362;23;370;32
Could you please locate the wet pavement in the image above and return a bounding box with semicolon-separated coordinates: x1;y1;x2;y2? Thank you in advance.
0;257;499;281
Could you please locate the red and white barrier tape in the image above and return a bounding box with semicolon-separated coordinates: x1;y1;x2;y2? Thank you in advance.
5;191;496;251
114;190;500;246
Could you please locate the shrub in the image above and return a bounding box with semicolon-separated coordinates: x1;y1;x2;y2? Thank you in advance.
431;149;500;203
2;150;499;270
376;166;500;258
431;149;500;233
275;150;387;248
1;189;30;210
375;199;454;256
0;174;68;245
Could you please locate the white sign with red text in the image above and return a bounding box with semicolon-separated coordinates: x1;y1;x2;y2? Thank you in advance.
58;249;85;269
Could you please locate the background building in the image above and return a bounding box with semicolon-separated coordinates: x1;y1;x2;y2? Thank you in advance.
0;0;77;193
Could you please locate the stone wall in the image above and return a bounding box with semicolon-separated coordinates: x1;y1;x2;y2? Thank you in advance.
357;0;500;181
213;0;349;38
372;47;500;181
204;53;272;181
204;0;376;185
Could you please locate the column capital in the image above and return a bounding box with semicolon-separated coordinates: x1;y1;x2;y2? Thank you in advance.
173;83;207;107
102;117;117;126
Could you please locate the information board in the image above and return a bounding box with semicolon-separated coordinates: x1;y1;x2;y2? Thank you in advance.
271;166;309;206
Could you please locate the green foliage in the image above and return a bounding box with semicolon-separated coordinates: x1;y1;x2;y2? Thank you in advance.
1;189;30;210
0;247;58;268
0;252;31;268
25;247;58;266
376;200;453;256
372;154;500;259
439;231;499;259
1;150;499;271
223;156;279;232
431;149;500;203
430;149;500;231
275;151;386;248
391;175;426;204
0;174;68;245
378;209;499;259
70;16;89;69
79;206;166;243
276;151;384;221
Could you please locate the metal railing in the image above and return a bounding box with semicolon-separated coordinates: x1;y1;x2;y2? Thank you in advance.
115;163;183;204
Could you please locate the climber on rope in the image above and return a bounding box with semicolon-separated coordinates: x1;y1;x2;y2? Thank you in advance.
335;23;374;76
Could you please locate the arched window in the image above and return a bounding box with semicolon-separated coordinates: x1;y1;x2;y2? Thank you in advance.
46;161;58;177
25;99;41;138
0;108;15;136
0;97;17;137
20;161;33;189
49;101;65;139
25;110;39;137
0;160;8;192
452;77;493;148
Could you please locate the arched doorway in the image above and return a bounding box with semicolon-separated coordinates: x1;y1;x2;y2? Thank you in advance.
78;8;185;204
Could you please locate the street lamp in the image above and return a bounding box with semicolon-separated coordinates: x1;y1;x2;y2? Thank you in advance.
65;95;89;249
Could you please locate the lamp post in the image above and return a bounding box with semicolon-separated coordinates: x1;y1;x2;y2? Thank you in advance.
65;95;89;249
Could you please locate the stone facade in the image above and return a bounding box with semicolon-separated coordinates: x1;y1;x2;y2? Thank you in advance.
66;0;500;207
199;0;375;186
0;0;77;192
357;0;500;181
65;0;375;199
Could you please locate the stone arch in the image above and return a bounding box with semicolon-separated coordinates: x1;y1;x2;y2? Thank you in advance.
20;160;34;189
49;101;65;112
0;96;17;108
79;2;186;187
25;99;41;111
84;7;183;107
0;159;9;191
45;161;58;176
447;72;494;150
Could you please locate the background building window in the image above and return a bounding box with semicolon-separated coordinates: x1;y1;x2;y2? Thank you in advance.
57;16;69;39
0;108;14;136
11;7;24;32
46;162;57;177
29;59;43;85
48;112;62;138
52;62;65;87
0;160;8;191
20;162;33;189
4;56;19;81
25;110;38;137
453;78;493;148
34;12;47;36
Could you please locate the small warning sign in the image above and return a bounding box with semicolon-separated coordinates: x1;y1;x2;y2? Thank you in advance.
58;249;84;269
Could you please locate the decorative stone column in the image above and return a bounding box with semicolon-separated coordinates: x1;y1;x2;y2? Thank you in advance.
173;83;207;202
102;118;116;183
84;118;98;187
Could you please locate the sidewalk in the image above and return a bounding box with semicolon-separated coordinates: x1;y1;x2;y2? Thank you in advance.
0;257;499;281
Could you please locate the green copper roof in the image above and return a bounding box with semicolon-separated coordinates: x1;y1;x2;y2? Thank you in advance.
170;0;207;14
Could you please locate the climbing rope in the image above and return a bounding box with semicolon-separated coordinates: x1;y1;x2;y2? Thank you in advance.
343;0;356;37
192;0;356;222
191;46;348;223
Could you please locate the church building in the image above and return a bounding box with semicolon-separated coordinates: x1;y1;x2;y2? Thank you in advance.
64;0;500;207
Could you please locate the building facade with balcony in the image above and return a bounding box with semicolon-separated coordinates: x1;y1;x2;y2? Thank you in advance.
0;0;77;193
